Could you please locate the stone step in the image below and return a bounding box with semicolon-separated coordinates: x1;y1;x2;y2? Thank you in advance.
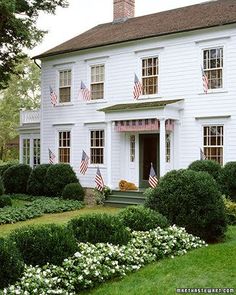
104;200;142;208
111;189;145;197
107;195;145;203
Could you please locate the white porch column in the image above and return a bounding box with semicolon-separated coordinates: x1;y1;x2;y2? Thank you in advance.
106;121;112;188
159;118;166;177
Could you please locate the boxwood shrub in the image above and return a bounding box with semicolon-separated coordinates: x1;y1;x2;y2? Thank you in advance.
118;205;169;231
10;224;78;266
219;162;236;200
224;197;236;225
27;164;51;196
188;159;221;181
145;169;227;242
0;237;24;289
44;164;78;197
62;182;85;201
0;195;12;208
69;213;131;245
0;164;14;177
2;164;32;194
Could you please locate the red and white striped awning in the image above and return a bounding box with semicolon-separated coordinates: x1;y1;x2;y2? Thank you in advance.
114;119;174;132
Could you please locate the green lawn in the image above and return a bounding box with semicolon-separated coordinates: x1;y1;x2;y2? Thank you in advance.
84;226;236;295
0;206;120;237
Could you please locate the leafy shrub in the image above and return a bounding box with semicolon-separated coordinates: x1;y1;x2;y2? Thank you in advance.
0;164;14;177
0;177;4;195
188;159;221;181
69;213;131;245
224;197;236;225
2;164;32;194
0;197;84;225
0;195;12;208
44;164;78;197
0;237;24;289
10;224;78;266
219;162;236;200
145;169;227;242
27;164;51;196
62;182;85;201
118;205;169;231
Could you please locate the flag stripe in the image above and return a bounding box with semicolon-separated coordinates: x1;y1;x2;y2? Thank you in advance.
50;86;57;106
133;74;142;100
48;148;56;164
80;150;89;174
201;67;209;94
149;164;158;188
95;167;104;191
80;81;91;101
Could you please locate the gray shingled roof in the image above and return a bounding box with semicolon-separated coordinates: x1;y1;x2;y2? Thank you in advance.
34;0;236;59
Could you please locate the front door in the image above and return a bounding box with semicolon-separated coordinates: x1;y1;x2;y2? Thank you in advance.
139;134;159;188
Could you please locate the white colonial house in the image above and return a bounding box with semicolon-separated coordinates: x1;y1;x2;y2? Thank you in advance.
19;0;236;190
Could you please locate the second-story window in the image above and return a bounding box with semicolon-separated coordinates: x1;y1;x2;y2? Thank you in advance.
142;57;159;95
59;70;71;103
203;48;223;89
91;65;104;100
59;131;70;163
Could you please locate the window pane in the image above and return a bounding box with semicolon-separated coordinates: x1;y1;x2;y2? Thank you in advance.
142;57;158;95
90;130;104;164
58;131;70;163
203;125;223;165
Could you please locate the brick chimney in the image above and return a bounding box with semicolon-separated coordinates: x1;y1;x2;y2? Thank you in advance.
113;0;135;22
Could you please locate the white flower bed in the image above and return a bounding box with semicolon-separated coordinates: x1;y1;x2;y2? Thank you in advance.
2;226;207;295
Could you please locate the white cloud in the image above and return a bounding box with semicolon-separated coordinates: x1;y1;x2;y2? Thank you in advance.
31;0;208;57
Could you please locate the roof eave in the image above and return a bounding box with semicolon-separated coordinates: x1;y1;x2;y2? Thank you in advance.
33;22;236;60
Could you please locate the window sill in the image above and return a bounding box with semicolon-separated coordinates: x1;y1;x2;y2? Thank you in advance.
55;102;74;107
86;100;108;105
198;89;228;95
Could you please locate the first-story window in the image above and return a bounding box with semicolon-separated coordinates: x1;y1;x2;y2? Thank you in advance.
59;69;71;103
91;65;104;100
59;131;70;163
142;57;159;95
23;138;30;165
33;139;40;167
90;130;104;164
166;133;171;163
130;135;135;162
203;125;224;165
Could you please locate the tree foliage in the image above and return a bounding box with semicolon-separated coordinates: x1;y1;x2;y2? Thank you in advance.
0;0;68;89
0;57;40;161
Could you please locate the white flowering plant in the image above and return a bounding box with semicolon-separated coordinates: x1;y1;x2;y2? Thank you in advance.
1;226;207;295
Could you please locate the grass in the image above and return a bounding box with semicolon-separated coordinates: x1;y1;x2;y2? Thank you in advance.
84;226;236;295
0;206;120;237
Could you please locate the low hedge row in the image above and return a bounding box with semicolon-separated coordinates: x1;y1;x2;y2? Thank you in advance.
0;197;84;225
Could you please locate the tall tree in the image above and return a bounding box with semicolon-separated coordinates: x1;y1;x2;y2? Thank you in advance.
0;57;40;161
0;0;68;89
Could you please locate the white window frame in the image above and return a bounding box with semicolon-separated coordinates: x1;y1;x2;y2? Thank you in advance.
90;129;105;165
202;47;224;90
130;135;135;163
58;69;72;103
141;56;159;96
58;130;71;164
166;133;171;163
202;125;224;165
33;138;40;167
90;64;105;100
23;138;30;165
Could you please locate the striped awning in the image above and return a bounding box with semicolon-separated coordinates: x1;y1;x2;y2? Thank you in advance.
114;119;174;132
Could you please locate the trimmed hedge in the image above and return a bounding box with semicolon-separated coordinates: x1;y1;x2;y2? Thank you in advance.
2;164;32;194
0;237;24;289
224;197;236;225
10;224;78;266
145;169;227;242
0;195;12;208
188;159;221;181
118;205;169;231
219;162;236;200
44;164;78;197
0;164;14;177
69;213;131;245
27;164;51;196
62;182;85;201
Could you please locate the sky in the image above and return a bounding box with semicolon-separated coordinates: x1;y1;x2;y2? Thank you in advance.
31;0;208;57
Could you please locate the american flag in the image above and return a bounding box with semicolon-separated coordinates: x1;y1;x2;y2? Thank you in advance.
201;67;209;94
48;148;56;164
80;150;89;174
200;148;206;160
80;81;91;101
133;74;142;100
50;86;57;106
95;167;104;191
149;163;158;188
